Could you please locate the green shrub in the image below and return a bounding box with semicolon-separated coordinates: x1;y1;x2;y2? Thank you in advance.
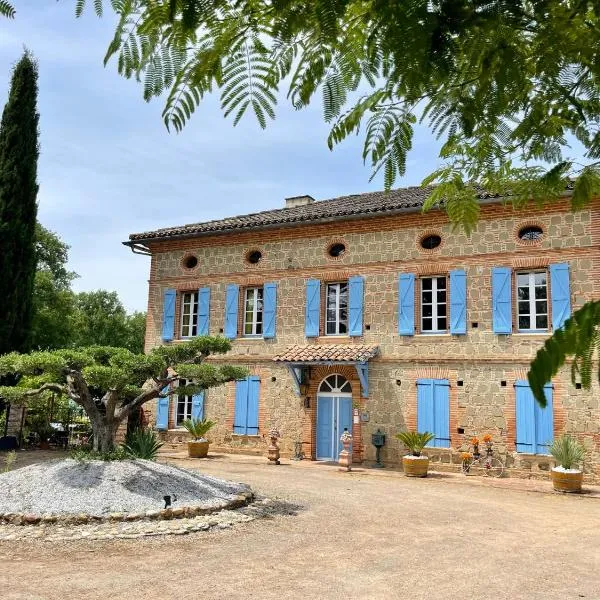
182;418;216;440
2;450;16;473
549;435;585;470
123;428;163;461
395;431;435;456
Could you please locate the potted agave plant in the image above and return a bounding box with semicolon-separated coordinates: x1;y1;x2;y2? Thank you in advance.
396;430;435;477
549;434;586;493
182;418;216;458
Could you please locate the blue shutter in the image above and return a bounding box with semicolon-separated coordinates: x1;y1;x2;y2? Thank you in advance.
162;289;176;342
233;378;249;434
197;287;210;336
416;379;435;446
305;279;321;337
246;376;260;434
224;284;239;339
535;384;554;455
433;380;450;447
492;267;513;334
515;381;535;453
263;283;277;339
348;275;364;337
398;273;415;335
191;391;204;421
449;269;467;335
549;263;571;331
156;388;170;430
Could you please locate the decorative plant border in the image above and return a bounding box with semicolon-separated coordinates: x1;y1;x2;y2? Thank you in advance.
416;229;444;254
324;238;349;261
0;490;254;527
514;220;545;247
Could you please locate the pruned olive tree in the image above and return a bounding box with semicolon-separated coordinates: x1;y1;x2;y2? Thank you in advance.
0;337;247;452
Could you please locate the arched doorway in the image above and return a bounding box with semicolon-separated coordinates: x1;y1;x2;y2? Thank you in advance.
316;374;352;460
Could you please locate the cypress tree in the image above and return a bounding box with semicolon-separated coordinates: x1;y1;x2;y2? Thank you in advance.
0;52;40;354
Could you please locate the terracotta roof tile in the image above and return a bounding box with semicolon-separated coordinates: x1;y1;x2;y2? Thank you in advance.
273;344;379;363
127;182;575;243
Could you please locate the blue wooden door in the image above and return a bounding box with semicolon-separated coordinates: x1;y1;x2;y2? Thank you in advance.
317;396;352;460
316;396;333;459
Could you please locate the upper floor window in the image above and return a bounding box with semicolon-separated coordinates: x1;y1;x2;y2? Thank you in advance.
326;282;348;335
421;276;447;333
180;291;199;337
243;287;264;336
176;379;193;427
517;271;548;331
518;225;543;242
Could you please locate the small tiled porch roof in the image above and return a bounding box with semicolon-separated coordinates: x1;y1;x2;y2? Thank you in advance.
273;344;379;364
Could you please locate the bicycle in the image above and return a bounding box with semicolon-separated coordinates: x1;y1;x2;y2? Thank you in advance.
460;435;504;478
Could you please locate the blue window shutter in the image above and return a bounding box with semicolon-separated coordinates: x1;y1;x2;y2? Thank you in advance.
263;283;277;339
246;376;260;434
449;269;467;335
549;263;571;331
348;275;364;337
398;273;415;335
197;287;211;335
191;391;204;421
515;381;535;453
162;289;176;342
534;384;554;455
156;393;170;430
492;267;513;334
417;379;434;446
224;284;239;339
305;279;321;337
233;378;249;434
433;380;450;447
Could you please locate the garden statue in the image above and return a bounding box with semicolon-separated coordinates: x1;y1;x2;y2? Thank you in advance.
267;427;281;465
339;428;353;472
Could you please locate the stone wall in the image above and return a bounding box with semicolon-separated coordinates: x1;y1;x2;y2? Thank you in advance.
139;197;600;478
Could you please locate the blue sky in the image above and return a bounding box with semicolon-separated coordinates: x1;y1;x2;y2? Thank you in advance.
0;1;442;312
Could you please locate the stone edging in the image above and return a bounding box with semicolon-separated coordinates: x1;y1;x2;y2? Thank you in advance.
0;490;254;526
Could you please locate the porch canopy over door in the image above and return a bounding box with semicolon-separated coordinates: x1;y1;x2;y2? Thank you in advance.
273;344;380;398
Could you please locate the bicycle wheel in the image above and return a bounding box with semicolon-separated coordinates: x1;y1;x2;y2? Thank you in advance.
460;460;470;475
481;457;504;478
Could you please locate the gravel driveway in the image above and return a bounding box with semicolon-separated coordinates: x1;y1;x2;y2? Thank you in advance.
2;451;599;600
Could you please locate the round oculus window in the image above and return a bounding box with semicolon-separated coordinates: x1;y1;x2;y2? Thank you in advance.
246;250;262;264
518;225;543;241
420;234;442;250
328;242;346;258
182;255;198;269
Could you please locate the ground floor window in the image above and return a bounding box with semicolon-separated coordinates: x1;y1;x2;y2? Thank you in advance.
515;380;553;454
176;379;193;427
416;378;450;447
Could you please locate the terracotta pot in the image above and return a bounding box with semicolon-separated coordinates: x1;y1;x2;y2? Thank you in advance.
402;456;429;477
551;468;583;493
188;440;209;458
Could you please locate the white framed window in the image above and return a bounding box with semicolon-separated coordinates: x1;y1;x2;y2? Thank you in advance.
421;276;447;333
243;287;264;336
517;271;548;331
326;282;348;335
176;379;193;427
180;291;199;338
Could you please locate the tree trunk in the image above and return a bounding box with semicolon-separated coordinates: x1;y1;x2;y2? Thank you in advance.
91;418;118;453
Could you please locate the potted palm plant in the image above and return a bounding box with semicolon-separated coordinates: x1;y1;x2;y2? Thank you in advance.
549;434;586;493
182;418;216;458
395;430;435;477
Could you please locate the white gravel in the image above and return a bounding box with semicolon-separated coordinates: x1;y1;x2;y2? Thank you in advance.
552;466;582;473
0;459;249;516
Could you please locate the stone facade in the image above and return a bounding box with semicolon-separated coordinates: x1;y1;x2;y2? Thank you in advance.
138;195;600;480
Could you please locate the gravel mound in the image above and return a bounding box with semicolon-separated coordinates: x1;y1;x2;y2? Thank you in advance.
0;459;250;517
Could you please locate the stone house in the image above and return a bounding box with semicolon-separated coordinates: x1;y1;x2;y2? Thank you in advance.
125;186;600;479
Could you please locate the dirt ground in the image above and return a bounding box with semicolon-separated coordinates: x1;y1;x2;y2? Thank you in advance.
1;450;600;600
